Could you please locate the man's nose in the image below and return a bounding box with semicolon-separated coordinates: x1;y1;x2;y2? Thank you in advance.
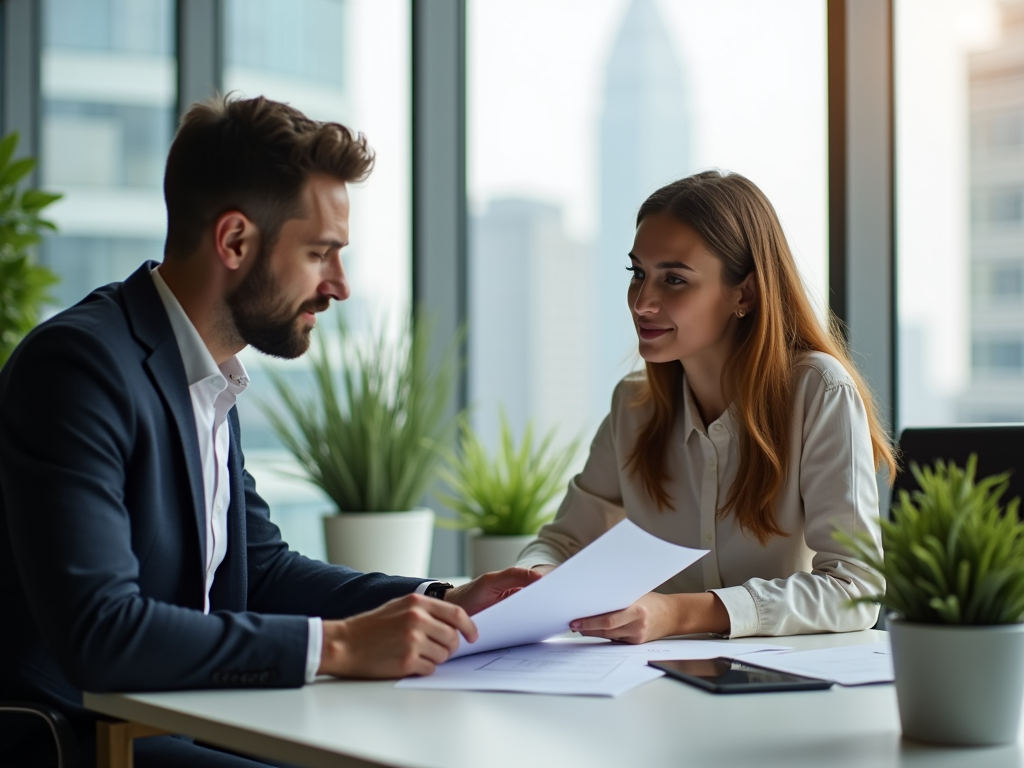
321;256;350;302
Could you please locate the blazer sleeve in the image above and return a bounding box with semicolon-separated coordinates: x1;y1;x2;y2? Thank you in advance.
710;367;884;636
229;409;430;619
1;325;310;692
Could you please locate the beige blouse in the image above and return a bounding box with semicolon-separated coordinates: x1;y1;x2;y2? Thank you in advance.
517;351;883;637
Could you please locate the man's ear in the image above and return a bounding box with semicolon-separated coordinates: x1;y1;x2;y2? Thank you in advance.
212;211;259;272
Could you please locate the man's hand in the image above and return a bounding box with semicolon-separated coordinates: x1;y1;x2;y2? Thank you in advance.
317;593;478;679
569;592;731;644
444;567;543;616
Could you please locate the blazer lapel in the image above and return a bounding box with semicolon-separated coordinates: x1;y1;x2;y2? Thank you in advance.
120;262;209;577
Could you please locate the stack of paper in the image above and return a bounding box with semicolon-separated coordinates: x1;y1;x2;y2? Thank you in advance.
449;518;709;660
724;642;893;686
396;518;792;696
397;638;787;697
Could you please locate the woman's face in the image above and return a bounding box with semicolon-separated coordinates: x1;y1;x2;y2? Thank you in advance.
627;212;753;366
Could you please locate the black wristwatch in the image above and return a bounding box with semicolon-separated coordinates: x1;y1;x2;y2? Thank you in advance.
424;581;454;600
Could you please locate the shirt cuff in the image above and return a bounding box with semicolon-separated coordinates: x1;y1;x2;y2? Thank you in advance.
709;586;760;638
414;581;435;595
305;617;323;683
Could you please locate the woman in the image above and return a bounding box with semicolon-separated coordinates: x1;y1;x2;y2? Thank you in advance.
517;170;895;641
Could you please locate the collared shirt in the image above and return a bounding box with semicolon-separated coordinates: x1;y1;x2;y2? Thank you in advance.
150;268;323;681
517;351;884;637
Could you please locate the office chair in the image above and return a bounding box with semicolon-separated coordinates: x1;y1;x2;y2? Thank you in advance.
893;424;1024;512
0;700;79;768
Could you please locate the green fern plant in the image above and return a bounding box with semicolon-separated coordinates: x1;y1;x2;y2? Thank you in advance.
262;313;458;512
836;455;1024;625
0;131;63;366
439;412;580;536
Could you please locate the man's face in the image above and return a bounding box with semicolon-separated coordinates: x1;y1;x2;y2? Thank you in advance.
227;174;351;359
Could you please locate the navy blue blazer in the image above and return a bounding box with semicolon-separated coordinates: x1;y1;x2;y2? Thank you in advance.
0;262;427;757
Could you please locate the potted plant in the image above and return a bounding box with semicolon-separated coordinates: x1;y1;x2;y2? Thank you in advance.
837;455;1024;746
440;413;580;577
263;314;457;577
0;132;63;367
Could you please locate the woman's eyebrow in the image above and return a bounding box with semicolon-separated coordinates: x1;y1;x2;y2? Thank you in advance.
628;252;694;271
655;260;694;271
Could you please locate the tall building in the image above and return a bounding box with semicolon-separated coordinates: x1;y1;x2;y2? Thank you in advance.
469;199;594;452
960;0;1024;422
596;0;692;404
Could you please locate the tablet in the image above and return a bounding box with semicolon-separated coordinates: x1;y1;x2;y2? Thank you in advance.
649;657;833;693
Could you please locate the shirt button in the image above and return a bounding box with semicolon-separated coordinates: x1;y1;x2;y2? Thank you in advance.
712;423;723;432
709;462;717;471
705;532;713;542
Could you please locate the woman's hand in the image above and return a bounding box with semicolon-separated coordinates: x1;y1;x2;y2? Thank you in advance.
569;592;731;643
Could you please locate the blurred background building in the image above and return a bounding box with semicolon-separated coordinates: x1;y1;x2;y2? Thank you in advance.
960;0;1024;422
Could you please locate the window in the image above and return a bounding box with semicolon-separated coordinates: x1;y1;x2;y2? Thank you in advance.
467;0;827;456
974;261;1024;300
39;0;174;309
973;186;1024;228
222;0;411;558
896;0;1024;428
973;338;1024;373
974;108;1024;155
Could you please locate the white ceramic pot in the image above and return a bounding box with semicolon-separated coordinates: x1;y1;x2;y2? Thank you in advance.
467;533;535;578
322;507;435;577
889;617;1024;746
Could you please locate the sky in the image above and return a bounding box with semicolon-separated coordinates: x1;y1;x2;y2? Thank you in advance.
468;0;829;308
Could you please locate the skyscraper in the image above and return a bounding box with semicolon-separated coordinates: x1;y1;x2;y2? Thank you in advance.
469;199;594;451
959;0;1024;422
596;0;692;405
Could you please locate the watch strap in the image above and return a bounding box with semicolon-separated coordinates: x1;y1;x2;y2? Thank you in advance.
424;581;454;600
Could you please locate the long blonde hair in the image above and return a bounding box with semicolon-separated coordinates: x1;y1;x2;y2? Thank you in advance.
624;171;896;545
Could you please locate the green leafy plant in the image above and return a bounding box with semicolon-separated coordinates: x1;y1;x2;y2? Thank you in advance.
0;131;63;367
439;412;580;536
262;313;458;512
837;455;1024;625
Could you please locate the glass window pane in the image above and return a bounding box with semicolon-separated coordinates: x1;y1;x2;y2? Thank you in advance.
468;0;827;456
896;0;1024;428
39;0;175;309
222;0;411;558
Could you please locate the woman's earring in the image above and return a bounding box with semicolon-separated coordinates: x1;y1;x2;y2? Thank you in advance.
737;309;746;318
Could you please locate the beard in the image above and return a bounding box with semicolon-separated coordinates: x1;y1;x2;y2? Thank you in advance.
226;246;330;359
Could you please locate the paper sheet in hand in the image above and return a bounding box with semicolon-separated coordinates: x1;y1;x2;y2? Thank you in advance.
726;641;893;686
449;519;707;659
397;638;787;696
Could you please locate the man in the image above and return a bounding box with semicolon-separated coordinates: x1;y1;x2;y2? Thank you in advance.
0;96;537;767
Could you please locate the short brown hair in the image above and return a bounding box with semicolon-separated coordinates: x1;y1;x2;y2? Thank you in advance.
163;95;374;259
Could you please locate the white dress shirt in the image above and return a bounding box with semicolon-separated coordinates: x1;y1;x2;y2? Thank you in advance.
517;351;884;637
150;268;323;681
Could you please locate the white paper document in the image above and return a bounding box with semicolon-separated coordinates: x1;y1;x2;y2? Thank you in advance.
447;519;708;659
727;641;893;686
397;638;789;697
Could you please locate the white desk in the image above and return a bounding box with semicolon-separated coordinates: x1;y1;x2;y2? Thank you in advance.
84;630;1024;768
